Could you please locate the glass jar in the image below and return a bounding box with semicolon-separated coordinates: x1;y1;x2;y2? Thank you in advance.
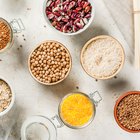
0;17;24;53
21;91;102;140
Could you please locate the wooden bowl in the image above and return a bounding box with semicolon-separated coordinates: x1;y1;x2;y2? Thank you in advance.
80;35;125;80
28;40;72;85
114;91;140;133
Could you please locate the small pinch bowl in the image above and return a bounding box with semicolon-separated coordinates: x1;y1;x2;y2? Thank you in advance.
28;40;72;86
114;91;140;133
43;0;95;36
80;35;125;80
0;79;15;117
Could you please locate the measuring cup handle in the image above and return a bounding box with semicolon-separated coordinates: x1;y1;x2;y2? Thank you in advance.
10;18;25;33
51;115;64;128
89;91;102;106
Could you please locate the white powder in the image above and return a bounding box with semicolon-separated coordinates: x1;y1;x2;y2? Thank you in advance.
82;37;124;79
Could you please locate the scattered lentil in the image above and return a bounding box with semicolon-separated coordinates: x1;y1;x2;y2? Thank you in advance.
0;79;12;112
116;94;140;131
29;41;71;84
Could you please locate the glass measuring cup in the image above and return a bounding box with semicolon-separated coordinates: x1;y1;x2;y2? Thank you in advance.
0;17;25;53
21;91;102;140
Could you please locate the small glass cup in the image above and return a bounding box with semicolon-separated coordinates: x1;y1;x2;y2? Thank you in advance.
21;91;102;140
0;17;25;53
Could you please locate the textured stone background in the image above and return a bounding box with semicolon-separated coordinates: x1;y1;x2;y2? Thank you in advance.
104;0;133;48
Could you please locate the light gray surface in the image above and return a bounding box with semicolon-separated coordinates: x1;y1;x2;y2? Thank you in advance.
0;0;140;140
104;0;133;48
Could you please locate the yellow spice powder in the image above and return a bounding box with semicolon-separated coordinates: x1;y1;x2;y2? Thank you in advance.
60;93;94;127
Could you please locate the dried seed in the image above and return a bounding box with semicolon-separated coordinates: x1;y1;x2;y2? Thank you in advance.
46;0;92;33
0;80;12;113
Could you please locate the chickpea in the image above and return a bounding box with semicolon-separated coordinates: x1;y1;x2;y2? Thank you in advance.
30;41;71;84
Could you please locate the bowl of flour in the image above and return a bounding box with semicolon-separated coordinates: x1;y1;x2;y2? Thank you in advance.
81;35;125;80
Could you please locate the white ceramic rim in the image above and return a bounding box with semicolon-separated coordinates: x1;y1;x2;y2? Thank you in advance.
43;0;95;36
0;79;15;117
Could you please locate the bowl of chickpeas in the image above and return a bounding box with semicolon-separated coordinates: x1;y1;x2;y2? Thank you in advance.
28;40;72;85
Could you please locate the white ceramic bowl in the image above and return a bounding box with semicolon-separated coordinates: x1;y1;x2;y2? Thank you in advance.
0;79;15;117
43;0;95;35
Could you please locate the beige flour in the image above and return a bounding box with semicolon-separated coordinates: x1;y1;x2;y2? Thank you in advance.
82;37;124;79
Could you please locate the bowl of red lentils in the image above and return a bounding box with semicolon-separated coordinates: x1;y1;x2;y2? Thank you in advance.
43;0;95;35
114;91;140;133
28;40;72;85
